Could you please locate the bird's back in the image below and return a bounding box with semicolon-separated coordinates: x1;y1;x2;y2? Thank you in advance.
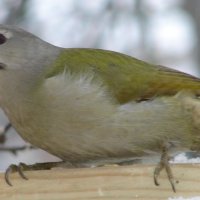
46;48;200;104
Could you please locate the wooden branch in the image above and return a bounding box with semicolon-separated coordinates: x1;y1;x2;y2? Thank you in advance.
0;163;200;199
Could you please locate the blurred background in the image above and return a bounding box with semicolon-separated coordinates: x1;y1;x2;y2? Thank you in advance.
0;0;200;170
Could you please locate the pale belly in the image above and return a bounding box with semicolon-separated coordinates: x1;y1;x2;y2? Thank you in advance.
10;95;196;164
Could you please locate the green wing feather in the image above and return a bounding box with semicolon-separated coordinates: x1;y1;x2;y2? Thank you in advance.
46;48;200;104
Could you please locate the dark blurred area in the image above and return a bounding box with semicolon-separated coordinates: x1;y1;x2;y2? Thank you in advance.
0;0;200;170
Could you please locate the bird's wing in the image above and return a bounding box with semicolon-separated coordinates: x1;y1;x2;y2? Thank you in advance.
45;48;200;104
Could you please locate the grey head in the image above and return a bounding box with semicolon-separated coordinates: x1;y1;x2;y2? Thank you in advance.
0;25;61;104
0;25;60;72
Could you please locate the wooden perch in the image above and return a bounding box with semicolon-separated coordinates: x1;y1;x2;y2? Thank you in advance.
0;163;200;200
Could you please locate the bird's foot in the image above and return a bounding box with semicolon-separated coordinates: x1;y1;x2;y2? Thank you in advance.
5;161;72;186
5;163;28;186
154;144;176;192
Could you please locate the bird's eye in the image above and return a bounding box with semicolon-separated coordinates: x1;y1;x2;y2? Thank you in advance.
0;34;7;45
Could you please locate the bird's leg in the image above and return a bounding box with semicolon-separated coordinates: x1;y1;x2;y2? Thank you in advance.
154;143;176;192
5;161;74;186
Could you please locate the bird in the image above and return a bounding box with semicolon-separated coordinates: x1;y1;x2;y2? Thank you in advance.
0;25;200;191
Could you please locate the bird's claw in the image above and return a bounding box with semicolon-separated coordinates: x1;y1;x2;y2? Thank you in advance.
154;170;160;186
4;161;70;186
5;163;28;186
154;143;176;192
